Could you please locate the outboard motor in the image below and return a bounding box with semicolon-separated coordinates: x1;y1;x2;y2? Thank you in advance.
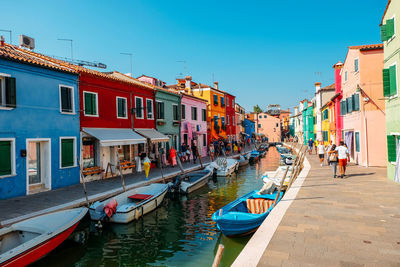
170;175;182;193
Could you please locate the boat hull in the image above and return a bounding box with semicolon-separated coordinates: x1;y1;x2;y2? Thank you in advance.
2;222;79;267
181;171;212;194
216;162;239;177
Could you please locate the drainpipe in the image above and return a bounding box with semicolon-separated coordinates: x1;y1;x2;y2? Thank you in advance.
130;92;134;130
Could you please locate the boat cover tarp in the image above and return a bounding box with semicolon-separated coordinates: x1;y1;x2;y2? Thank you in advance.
83;128;146;146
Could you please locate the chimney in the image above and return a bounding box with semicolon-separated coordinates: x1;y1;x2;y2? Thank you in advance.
294;106;298;115
333;61;343;94
185;76;192;94
315;82;321;93
214;81;219;90
0;36;4;47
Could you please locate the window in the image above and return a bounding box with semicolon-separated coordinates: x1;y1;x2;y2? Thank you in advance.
227;115;230;125
227;99;229;107
220;96;225;107
82;138;96;168
264;115;267;118
203;134;206;146
232;116;235;126
116;97;127;119
146;99;154;119
258;124;261;128
323;131;328;142
232;100;234;107
259;115;262;119
84;92;98;116
347;97;353;113
60;137;76;168
202;109;207;121
383;64;397;97
221;117;225;126
355;132;360;152
323;109;329;120
0;76;16;108
156;101;164;119
0;139;15;176
191;107;197;120
60;85;74;113
352;94;360;111
173;104;179;121
387;135;399;162
345;71;348;81
181;104;186;119
214;115;219;126
354;58;359;72
213;94;218;105
135;97;143;119
381;18;395;41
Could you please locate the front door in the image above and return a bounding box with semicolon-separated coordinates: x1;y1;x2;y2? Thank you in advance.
27;140;51;194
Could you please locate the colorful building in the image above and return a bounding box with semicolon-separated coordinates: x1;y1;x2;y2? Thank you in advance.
314;82;336;141
341;44;386;167
225;92;236;142
256;113;281;142
244;118;255;143
321;101;331;144
303;100;315;145
0;42;80;199
235;103;246;141
381;0;400;181
333;62;344;144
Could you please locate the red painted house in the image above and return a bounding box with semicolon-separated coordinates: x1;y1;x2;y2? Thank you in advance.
74;68;164;180
224;92;237;141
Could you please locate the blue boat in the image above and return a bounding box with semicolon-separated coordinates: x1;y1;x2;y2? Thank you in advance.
211;190;283;236
249;151;260;163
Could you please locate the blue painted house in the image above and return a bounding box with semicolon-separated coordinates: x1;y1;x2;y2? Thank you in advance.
0;42;80;199
244;118;255;143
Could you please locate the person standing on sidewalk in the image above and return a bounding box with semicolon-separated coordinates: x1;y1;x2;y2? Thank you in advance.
308;138;314;155
335;141;350;178
327;144;338;178
209;143;215;161
317;140;325;166
191;139;197;164
325;140;333;165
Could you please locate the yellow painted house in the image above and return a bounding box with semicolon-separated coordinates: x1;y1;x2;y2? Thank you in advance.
321;104;330;145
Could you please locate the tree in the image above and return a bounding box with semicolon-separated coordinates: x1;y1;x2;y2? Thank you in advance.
253;105;263;113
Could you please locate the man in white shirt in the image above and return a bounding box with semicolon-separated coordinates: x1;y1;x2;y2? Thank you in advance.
317;140;325;166
335;141;350;178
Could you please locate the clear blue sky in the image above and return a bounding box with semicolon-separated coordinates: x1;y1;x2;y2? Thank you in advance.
1;0;385;112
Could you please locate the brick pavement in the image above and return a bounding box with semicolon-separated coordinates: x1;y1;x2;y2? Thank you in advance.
258;153;400;267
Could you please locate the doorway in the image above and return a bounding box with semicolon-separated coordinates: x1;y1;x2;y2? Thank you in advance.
27;139;51;194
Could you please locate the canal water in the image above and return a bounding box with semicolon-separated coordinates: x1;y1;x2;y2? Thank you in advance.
36;147;280;267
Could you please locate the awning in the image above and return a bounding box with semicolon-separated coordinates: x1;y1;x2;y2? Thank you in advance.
135;128;169;142
82;128;146;147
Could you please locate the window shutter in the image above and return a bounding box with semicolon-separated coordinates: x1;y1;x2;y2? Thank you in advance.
5;77;16;108
380;24;388;41
161;102;164;119
355;132;360;152
387;135;397;162
389;65;397;96
61;139;74;167
383;68;391;97
353;94;360;111
91;94;97;115
0;141;11;175
386;19;395;39
117;99;123;117
84;93;92;114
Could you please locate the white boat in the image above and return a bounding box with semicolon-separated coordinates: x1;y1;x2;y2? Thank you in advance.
238;154;250;167
0;208;88;266
215;158;239;177
262;166;293;187
89;183;168;223
169;169;213;194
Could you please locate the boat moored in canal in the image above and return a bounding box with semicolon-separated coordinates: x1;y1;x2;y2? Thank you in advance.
237;154;250;167
89;183;168;224
211;190;283;237
168;169;213;194
214;158;239;177
249;151;260;164
0;207;88;266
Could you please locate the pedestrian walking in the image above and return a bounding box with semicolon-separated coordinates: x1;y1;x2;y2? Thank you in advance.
209;143;215;161
308;138;314;155
325;140;333;165
191;140;197;164
335;141;350;178
327;144;338;178
317;140;325;166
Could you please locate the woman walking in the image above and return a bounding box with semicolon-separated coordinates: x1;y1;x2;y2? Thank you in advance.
328;144;338;178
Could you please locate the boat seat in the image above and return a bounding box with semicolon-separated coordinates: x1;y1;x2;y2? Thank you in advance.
128;194;153;201
246;199;274;214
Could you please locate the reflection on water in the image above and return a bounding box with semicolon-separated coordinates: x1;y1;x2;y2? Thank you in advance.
37;147;281;267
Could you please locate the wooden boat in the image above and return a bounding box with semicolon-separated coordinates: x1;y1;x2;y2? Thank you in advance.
238;154;250;167
211;190;283;237
169;169;213;194
89;183;168;223
0;208;88;266
215;158;239;177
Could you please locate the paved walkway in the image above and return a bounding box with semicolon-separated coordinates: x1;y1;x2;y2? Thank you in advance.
258;153;400;266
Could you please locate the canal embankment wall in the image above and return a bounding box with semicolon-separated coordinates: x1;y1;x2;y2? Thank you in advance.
232;143;311;267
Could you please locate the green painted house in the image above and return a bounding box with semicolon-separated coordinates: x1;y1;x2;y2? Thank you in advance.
155;88;181;154
381;0;400;182
302;100;315;145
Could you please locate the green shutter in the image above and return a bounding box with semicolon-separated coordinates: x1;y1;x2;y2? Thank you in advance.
386;19;395;39
387;135;397;162
91;94;97;115
389;65;397;96
161;102;164;119
353;94;360;111
84;93;93;115
347;97;353;113
343;100;347;114
383;68;391;97
380;24;388;42
61;139;74;167
5;77;16;108
117;98;125;117
355;132;360;152
0;141;11;175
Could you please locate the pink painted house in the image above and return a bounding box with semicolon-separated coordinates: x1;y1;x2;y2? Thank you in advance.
333;61;344;145
341;44;386;167
180;93;208;157
256;112;281;142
